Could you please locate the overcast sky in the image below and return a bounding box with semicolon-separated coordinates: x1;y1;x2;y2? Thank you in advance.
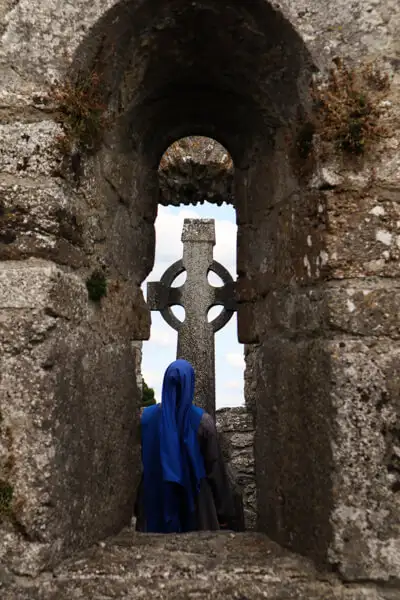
141;202;245;409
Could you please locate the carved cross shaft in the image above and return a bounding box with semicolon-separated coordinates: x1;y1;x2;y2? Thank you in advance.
147;218;236;417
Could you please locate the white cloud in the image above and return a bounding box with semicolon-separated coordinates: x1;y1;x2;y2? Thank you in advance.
153;205;200;262
224;379;242;390
142;368;160;385
143;205;237;289
213;218;237;275
149;327;177;348
226;352;245;369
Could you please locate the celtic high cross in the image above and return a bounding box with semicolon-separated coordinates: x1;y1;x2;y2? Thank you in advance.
147;219;236;418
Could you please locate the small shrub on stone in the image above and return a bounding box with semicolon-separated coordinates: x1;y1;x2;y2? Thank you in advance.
142;381;156;407
50;71;108;155
312;59;390;156
86;269;107;302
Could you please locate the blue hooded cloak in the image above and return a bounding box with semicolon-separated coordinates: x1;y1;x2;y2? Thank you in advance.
141;359;206;533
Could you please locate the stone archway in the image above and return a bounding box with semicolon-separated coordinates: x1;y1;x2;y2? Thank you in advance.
69;0;323;561
1;0;400;584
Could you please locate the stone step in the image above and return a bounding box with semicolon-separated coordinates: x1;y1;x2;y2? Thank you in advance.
2;530;392;599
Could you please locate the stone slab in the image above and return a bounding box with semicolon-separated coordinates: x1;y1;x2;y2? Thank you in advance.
1;529;397;599
0;261;142;575
238;281;400;341
254;336;400;580
0;121;61;179
0;180;87;267
238;185;400;291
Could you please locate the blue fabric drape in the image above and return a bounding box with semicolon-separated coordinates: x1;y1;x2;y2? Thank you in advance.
141;359;206;533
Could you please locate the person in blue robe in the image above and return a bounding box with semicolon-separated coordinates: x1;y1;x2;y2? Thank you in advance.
134;359;244;533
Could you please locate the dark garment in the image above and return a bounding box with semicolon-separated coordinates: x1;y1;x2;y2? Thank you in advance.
135;411;245;532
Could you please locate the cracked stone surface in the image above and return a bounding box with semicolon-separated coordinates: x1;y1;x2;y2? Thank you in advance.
2;529;397;599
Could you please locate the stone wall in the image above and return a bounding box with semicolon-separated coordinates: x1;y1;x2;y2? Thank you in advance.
216;407;256;531
132;341;143;394
0;261;146;575
243;344;260;422
0;0;399;583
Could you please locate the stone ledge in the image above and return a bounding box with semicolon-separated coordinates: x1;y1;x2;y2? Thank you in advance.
2;528;397;599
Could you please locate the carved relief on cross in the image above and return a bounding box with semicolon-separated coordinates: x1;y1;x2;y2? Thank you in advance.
147;219;236;417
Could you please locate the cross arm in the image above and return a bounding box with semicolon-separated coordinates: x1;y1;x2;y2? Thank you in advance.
147;281;182;311
214;281;236;311
207;261;237;333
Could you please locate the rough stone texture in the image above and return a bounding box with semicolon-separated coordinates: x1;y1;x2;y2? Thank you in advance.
0;260;146;575
243;344;261;421
216;407;256;531
147;219;235;418
3;528;400;599
132;341;143;394
0;0;399;585
158;136;233;206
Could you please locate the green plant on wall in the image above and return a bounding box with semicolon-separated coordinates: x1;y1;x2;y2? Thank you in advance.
86;269;107;302
312;59;390;156
142;381;156;407
50;71;109;156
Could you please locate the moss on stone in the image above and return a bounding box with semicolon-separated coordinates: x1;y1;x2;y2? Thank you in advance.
0;481;13;519
142;381;156;407
86;269;107;302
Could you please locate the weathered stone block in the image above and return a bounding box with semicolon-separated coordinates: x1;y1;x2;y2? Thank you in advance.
255;337;333;566
242;282;400;341
237;190;326;288
238;182;400;290
98;278;150;341
0;121;61;178
327;339;400;581
324;189;400;279
0;179;87;267
254;335;400;579
0;261;142;574
326;283;400;338
217;407;256;530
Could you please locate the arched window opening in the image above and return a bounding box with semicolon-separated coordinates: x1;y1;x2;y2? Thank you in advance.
142;136;244;412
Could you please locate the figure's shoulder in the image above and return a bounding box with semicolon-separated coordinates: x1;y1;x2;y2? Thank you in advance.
141;403;160;425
